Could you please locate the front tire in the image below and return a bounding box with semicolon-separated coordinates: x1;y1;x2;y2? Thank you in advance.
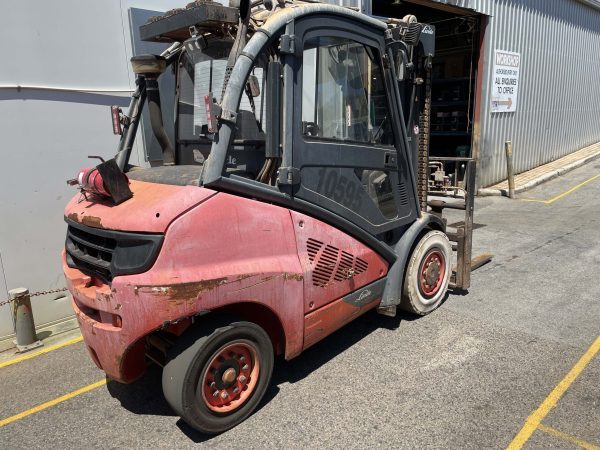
400;230;452;316
162;320;274;434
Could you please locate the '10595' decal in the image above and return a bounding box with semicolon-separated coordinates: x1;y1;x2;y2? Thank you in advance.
315;167;362;210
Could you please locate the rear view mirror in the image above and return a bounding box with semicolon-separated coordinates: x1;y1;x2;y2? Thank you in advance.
395;49;407;81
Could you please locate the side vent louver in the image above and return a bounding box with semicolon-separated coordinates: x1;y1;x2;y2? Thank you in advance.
397;181;409;206
306;238;369;287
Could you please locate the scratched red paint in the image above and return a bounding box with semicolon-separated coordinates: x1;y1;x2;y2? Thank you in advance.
64;189;388;383
64;179;216;232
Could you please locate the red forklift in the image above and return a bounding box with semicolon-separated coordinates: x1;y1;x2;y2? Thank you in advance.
63;0;484;434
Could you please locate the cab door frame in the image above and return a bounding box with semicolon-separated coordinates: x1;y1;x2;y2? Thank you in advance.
287;14;419;237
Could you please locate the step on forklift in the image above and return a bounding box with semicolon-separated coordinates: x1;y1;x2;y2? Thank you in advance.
63;0;489;434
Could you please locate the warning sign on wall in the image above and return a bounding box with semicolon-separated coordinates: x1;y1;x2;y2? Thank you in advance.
491;50;520;113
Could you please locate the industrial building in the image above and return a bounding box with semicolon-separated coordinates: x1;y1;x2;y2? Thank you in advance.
1;0;599;347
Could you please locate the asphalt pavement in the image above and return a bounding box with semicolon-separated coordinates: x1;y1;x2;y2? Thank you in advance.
1;161;599;449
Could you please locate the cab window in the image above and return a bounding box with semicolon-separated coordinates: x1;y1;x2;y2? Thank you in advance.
301;36;392;146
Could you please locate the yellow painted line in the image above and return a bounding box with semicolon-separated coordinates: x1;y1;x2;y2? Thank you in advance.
521;173;600;204
538;424;600;450
0;378;107;427
507;335;600;450
520;198;548;204
0;335;83;369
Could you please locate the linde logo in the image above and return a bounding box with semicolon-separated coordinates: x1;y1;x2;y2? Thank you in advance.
422;25;434;35
496;52;520;67
357;289;372;303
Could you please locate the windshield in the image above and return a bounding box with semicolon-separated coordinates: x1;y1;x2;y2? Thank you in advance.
177;39;265;143
126;37;269;181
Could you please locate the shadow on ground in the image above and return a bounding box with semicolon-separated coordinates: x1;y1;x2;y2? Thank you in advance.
107;309;419;442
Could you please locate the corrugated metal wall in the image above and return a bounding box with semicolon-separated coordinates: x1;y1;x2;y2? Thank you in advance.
432;0;600;187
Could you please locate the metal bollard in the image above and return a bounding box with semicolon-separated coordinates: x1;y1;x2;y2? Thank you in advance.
9;288;44;353
505;141;516;199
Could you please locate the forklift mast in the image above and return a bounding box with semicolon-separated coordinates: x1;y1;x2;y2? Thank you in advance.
384;17;436;211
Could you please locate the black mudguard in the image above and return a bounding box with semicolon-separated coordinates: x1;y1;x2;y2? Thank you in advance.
379;213;445;309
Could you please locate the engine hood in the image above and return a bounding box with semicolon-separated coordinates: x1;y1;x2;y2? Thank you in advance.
64;179;217;233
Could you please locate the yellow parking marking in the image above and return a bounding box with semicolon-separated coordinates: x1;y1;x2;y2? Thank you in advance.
0;378;106;427
0;335;83;369
537;424;600;450
522;173;600;204
507;335;600;450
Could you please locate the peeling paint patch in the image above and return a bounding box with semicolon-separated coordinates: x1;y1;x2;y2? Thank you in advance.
81;215;104;229
283;273;304;281
230;272;304;293
236;274;256;281
136;277;229;301
67;212;104;229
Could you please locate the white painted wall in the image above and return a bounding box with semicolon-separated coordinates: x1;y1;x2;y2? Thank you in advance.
0;0;185;339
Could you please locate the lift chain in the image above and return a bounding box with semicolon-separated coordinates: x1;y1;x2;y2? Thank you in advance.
417;64;432;212
0;288;68;308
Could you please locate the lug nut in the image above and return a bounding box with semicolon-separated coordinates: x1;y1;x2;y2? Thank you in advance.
221;391;229;399
239;356;246;363
242;364;249;371
238;375;247;383
210;381;216;388
212;390;220;397
233;387;240;394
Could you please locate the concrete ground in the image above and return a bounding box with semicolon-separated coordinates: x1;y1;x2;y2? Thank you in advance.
1;162;599;449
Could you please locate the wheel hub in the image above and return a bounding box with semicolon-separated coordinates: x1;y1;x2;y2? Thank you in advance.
419;249;446;298
200;341;260;413
222;367;237;385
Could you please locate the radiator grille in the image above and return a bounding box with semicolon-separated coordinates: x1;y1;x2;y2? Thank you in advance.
65;220;163;283
66;226;116;282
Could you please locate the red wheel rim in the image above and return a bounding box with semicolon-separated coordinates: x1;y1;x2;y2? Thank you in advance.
200;340;260;413
418;248;446;298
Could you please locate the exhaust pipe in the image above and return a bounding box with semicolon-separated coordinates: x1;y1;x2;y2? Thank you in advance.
131;55;175;165
146;77;175;165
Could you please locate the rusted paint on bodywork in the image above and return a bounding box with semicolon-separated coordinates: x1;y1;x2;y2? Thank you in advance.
64;189;389;383
64;179;216;232
135;278;229;299
134;273;304;301
64;192;305;382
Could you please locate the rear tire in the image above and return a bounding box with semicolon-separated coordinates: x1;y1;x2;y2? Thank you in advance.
400;230;452;316
162;320;274;434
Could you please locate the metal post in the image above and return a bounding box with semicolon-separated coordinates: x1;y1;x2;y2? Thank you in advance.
461;160;476;289
505;141;515;199
9;288;43;353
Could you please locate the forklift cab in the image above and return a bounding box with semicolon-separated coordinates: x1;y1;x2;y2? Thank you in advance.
122;3;435;252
